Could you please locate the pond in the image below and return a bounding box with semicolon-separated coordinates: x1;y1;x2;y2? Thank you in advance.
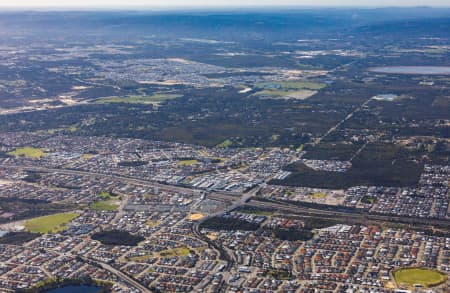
45;285;102;293
369;66;450;75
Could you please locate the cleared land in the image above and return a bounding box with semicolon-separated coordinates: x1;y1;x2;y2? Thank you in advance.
187;213;205;221
146;220;159;227
8;147;46;158
177;159;199;166
393;267;447;288
255;81;326;90
255;89;317;100
24;212;79;233
252;81;324;100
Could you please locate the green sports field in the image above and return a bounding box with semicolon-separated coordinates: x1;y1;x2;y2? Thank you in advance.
393;267;447;288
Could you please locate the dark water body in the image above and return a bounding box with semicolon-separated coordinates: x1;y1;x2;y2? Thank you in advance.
45;285;101;293
370;66;450;75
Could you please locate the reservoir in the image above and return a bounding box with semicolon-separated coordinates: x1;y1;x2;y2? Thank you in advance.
45;285;101;293
369;66;450;75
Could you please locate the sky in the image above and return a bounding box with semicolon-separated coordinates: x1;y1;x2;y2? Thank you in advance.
0;0;449;8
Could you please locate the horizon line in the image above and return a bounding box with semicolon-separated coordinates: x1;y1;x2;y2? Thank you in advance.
1;5;450;11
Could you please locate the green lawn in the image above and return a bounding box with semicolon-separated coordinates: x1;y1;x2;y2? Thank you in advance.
311;192;327;199
216;139;233;148
98;191;112;199
67;124;78;132
160;247;191;257
8;147;46;158
394;268;447;288
24;212;79;233
361;195;376;204
95;93;182;104
90;200;119;211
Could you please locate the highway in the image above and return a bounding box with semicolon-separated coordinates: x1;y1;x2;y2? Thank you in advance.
191;185;259;269
1;164;240;201
3;162;448;279
3;163;448;228
245;198;450;228
80;256;153;293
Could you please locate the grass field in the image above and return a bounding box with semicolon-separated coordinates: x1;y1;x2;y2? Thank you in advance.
160;247;191;257
96;93;182;104
393;268;447;288
216;139;233;148
67;125;78;133
361;195;376;204
311;192;327;199
8;147;46;158
98;191;112;199
81;154;94;160
90;200;119;211
129;254;155;262
24;212;79;233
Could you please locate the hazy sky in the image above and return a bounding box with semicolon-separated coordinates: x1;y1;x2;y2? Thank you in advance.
0;0;449;8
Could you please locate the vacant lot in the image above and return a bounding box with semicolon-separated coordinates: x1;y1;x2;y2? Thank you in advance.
177;159;199;166
187;213;205;221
